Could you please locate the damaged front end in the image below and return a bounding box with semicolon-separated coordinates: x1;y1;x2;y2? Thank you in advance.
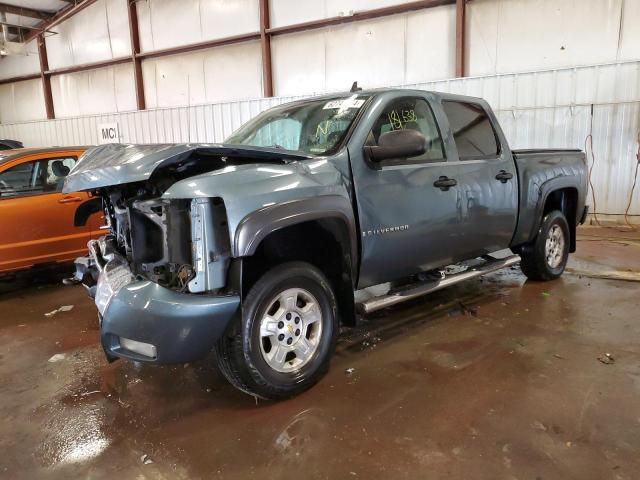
76;182;240;364
67;143;311;364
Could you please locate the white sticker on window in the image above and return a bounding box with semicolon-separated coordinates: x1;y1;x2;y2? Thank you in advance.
323;99;365;110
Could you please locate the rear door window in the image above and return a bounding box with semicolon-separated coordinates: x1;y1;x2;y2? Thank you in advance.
442;101;499;159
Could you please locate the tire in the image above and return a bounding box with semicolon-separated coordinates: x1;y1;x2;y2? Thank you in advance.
519;210;570;281
214;261;338;400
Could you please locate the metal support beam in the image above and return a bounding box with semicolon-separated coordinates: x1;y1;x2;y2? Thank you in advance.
0;3;52;21
136;32;260;60
455;0;466;77
25;0;98;43
0;74;40;86
45;57;131;76
259;0;273;97
267;0;455;36
37;34;54;119
127;0;145;110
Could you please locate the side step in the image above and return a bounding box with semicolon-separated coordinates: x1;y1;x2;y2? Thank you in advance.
357;254;521;314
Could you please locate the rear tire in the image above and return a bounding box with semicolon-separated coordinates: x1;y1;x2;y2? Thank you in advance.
519;210;570;281
215;262;338;400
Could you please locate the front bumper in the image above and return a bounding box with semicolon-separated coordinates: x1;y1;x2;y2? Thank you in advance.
101;280;240;364
80;238;240;364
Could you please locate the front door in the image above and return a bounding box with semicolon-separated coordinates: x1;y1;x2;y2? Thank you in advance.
349;93;466;288
0;154;96;273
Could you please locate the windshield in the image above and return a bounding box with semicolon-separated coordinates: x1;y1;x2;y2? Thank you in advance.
225;94;371;156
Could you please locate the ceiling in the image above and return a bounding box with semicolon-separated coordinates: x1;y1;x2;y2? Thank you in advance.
0;0;76;42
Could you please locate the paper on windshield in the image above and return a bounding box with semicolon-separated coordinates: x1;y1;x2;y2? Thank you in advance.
323;98;365;110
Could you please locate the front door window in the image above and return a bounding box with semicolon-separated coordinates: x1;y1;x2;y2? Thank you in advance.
0;161;44;198
366;97;445;164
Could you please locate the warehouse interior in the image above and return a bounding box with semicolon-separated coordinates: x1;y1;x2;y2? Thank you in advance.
0;0;639;478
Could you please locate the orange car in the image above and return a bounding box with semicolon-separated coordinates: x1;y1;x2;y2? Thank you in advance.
0;147;104;275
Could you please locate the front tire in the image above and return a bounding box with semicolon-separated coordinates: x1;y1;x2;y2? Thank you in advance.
215;262;338;400
520;210;570;281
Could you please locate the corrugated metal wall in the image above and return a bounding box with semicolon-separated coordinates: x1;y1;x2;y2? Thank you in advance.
1;60;639;216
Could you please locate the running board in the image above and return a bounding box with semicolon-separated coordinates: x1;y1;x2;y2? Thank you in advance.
357;254;521;314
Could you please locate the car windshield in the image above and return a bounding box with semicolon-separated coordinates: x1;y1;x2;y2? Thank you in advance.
225;94;371;156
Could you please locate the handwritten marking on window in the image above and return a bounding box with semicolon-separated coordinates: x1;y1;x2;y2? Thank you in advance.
387;109;417;130
315;120;332;138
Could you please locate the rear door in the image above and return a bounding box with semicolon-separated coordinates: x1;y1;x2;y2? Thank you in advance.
0;153;93;273
349;92;468;288
440;99;518;256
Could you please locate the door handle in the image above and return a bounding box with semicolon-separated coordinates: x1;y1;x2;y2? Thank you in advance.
495;170;513;183
433;176;457;191
58;196;82;204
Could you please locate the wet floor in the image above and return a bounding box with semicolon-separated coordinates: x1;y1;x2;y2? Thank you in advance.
1;226;639;479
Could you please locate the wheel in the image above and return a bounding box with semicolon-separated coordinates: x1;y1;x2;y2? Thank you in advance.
215;261;338;400
519;210;570;281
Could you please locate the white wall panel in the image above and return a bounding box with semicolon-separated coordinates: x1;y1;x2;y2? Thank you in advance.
51;64;136;117
272;29;326;96
137;0;260;53
142;42;263;108
273;7;456;96
467;0;633;77
0;41;40;80
45;0;131;70
405;5;455;83
325;16;405;91
269;0;326;28
269;0;409;28
200;0;260;41
105;0;134;59
619;0;640;61
0;79;46;123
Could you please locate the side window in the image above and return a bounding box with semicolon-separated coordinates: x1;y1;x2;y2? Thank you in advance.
0;161;45;198
442;101;499;159
366;97;445;163
44;157;76;192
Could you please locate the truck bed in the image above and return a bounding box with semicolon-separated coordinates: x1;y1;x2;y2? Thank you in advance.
510;149;588;247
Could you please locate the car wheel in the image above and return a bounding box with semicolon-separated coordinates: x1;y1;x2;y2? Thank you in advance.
215;261;338;400
519;210;570;281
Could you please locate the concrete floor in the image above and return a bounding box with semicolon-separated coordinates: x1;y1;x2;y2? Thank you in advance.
1;226;639;479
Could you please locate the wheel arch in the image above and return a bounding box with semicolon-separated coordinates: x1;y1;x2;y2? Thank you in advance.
233;196;358;326
533;181;579;252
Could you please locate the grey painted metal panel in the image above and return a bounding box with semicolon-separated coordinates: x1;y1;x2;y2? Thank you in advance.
102;279;240;364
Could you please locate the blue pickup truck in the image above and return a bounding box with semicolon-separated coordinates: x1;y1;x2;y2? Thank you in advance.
66;88;588;399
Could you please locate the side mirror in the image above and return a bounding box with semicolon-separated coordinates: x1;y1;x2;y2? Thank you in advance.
364;129;427;163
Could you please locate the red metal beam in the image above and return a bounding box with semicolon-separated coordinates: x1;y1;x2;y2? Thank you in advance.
259;0;273;97
455;0;466;77
127;0;145;110
0;73;40;86
37;34;54;119
267;0;455;36
136;32;261;60
45;57;131;76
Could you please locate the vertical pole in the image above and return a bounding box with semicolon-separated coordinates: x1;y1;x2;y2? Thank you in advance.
127;0;146;110
455;0;466;78
37;33;55;119
259;0;273;97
